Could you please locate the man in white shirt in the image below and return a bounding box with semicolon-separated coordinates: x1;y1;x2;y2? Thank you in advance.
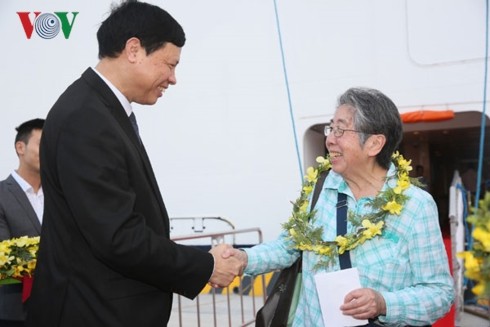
0;118;44;327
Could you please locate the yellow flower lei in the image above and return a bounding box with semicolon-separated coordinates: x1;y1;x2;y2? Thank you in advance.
283;151;417;268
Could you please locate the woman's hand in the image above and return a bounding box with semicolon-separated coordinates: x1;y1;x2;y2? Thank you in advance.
340;287;386;320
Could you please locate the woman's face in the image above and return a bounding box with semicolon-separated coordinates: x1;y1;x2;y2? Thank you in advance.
325;105;367;176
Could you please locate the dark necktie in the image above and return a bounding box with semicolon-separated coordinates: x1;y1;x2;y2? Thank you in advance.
129;112;141;143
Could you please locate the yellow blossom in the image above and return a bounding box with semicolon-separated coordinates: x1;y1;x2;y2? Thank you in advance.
303;185;313;195
298;242;312;251
394;176;410;194
299;200;309;212
305;167;318;183
28;260;36;271
0;254;14;266
316;156;327;164
458;251;482;280
312;245;323;253
316;156;331;170
361;220;384;239
12;265;25;278
396;156;412;173
335;235;348;247
14;236;28;247
335;235;348;254
382;199;403;215
472;282;486;296
472;227;490;252
0;242;11;253
315;245;332;256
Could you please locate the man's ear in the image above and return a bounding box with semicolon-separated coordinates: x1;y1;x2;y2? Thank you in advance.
125;37;142;63
15;141;25;157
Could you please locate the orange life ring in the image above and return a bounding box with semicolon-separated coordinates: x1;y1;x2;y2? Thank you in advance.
400;110;455;123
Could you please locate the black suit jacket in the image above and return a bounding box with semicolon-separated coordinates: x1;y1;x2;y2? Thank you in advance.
0;174;42;321
26;68;214;327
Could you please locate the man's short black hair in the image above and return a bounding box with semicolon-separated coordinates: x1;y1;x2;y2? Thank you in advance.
15;118;45;144
97;0;186;59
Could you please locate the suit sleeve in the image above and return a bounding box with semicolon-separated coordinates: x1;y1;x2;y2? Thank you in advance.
52;107;213;298
0;186;11;241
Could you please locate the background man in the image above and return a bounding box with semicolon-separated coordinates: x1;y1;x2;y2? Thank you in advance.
0;118;44;327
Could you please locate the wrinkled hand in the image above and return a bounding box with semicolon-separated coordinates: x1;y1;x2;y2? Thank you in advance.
340;288;386;320
208;244;244;288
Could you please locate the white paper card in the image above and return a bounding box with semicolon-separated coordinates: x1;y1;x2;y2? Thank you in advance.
314;267;368;326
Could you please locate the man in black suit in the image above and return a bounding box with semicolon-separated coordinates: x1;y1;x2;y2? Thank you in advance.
0;118;44;327
26;2;242;326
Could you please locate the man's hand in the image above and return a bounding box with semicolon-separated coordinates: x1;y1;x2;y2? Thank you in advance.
208;244;244;288
222;247;248;269
340;287;386;320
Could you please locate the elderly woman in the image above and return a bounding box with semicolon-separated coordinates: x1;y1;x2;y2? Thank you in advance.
229;88;454;326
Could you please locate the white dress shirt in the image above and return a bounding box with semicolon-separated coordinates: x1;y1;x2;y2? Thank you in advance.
11;170;44;224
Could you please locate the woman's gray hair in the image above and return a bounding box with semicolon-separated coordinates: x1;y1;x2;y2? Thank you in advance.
337;87;403;169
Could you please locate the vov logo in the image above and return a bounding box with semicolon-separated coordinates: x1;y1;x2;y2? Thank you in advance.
17;12;79;40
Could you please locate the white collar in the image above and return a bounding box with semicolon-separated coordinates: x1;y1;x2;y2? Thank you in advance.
11;170;41;194
92;67;132;117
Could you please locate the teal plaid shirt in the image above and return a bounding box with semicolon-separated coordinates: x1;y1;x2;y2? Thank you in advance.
244;164;454;326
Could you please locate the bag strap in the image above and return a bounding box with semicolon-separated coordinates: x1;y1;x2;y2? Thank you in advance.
297;171;329;271
310;170;329;211
306;171;352;269
337;193;352;269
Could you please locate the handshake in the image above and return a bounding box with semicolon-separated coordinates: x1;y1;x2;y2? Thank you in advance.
208;244;248;288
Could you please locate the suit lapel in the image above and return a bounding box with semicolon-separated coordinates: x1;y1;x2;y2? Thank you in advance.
81;69;169;231
6;175;42;234
81;68;141;148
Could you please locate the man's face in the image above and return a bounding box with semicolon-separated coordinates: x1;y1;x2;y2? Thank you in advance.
131;43;182;105
17;129;42;173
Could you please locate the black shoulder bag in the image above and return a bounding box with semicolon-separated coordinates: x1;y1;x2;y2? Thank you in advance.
255;171;328;327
